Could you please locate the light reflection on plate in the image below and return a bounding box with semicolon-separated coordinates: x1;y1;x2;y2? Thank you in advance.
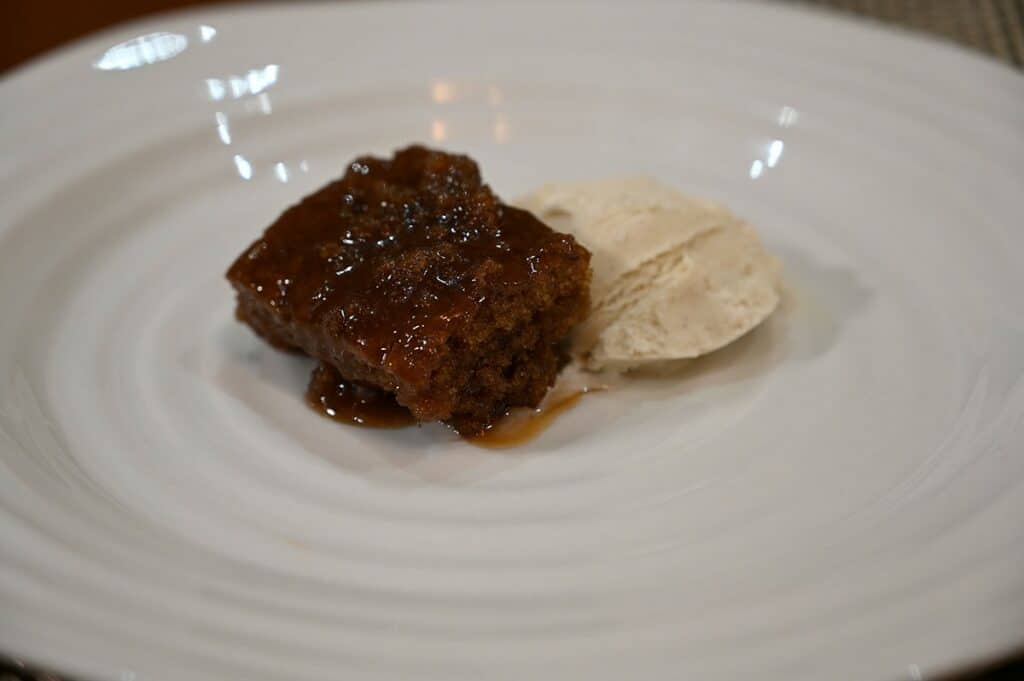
93;32;189;71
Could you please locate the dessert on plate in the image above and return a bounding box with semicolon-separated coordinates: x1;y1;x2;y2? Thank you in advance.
226;146;592;435
227;146;782;441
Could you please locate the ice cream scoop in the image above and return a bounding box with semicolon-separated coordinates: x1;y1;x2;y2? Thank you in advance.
517;177;781;372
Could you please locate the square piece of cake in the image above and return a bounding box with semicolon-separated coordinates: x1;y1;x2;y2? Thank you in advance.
226;146;591;435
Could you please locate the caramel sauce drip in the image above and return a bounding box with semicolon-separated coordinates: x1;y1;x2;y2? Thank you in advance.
306;363;414;428
470;391;586;448
306;361;603;445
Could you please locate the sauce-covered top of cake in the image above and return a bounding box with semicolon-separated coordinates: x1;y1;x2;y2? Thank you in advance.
228;146;590;433
228;146;583;385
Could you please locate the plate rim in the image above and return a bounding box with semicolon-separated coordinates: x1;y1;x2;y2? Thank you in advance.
1;2;1023;681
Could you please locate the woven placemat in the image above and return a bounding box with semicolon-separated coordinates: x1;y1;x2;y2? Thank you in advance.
787;0;1024;67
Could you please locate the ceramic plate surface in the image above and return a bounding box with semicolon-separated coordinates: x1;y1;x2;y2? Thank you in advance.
2;2;1023;680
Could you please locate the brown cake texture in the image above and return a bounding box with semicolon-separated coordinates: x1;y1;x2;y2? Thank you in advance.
226;145;591;435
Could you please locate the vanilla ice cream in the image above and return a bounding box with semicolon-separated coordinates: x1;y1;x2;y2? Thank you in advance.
517;177;781;372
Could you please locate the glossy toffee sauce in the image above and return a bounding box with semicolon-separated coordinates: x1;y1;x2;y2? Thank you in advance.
307;360;603;446
306;363;414;428
227;146;574;384
469;392;586;448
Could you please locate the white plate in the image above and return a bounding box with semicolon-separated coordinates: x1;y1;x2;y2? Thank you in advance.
2;2;1023;680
